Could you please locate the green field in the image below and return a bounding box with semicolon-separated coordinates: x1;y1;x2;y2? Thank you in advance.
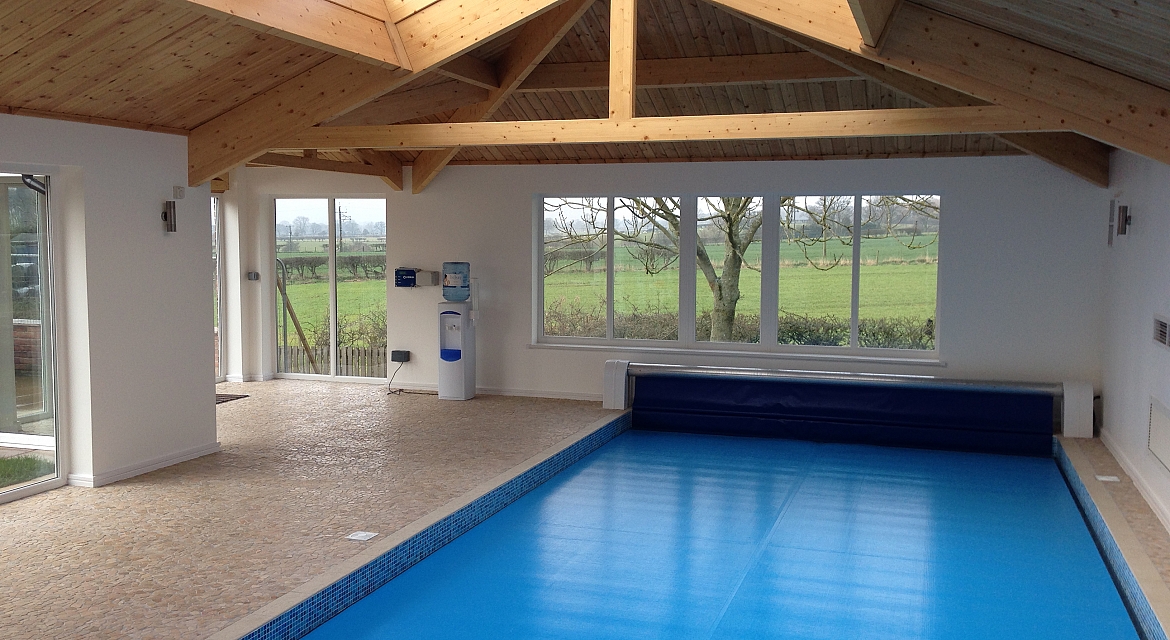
546;234;938;320
277;279;387;347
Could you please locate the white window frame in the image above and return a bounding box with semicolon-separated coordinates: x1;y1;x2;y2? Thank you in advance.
533;192;942;364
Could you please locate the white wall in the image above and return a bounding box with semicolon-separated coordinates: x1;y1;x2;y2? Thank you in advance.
1101;151;1170;529
0;114;218;486
235;154;1108;397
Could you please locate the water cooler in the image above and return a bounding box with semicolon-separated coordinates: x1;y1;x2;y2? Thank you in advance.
438;262;475;400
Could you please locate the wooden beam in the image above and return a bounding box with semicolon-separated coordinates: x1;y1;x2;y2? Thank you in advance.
188;58;409;186
397;0;572;72
708;0;1170;167
770;31;1111;186
279;106;1062;150
324;82;490;126
518;53;858;91
188;0;568;185
410;0;595;193
250;151;403;180
609;0;637;119
210;174;230;193
165;0;404;69
352;148;405;189
436;55;499;90
846;0;901;49
383;0;441;23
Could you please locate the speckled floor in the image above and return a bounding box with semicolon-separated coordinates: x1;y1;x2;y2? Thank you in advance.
3;382;1170;640
0;380;618;639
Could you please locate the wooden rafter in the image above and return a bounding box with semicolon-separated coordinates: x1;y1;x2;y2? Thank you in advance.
410;0;596;193
278;106;1062;150
352;148;405;190
436;55;499;90
846;0;902;49
251;151;401;186
518;53;858;91
187;0;573;185
164;0;406;69
707;0;1170;167
763;30;1111;186
324;82;491;127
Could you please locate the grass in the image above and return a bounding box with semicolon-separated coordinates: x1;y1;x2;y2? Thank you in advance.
0;455;55;488
548;262;937;320
278;279;387;344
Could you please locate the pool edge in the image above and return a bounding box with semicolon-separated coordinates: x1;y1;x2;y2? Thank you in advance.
1057;436;1170;640
210;410;632;640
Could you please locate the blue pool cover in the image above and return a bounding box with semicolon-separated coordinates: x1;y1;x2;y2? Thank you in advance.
304;431;1138;640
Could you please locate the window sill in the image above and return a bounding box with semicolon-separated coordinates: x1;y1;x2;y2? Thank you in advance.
528;340;945;367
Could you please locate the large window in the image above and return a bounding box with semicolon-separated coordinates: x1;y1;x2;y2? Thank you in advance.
275;198;387;378
538;194;939;353
0;174;58;497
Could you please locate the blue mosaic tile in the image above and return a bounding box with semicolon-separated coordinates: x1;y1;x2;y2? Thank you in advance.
240;412;632;640
1056;439;1169;640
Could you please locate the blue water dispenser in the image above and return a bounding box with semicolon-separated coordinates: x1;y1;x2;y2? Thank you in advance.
438;262;475;400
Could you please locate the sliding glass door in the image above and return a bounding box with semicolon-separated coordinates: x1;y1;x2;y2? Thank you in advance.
0;174;58;496
275;198;387;378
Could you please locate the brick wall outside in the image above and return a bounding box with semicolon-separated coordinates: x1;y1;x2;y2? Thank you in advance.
13;320;41;374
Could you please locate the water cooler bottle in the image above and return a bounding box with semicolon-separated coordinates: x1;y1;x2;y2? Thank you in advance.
438;262;475;400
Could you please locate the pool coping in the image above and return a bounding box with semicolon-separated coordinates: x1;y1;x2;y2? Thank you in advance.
1058;436;1170;640
208;410;631;640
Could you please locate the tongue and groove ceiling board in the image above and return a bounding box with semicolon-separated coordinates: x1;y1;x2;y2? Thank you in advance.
916;0;1170;92
4;0;1170;181
0;0;329;132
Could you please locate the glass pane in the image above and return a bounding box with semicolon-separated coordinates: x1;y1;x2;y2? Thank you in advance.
212;198;221;379
696;196;762;343
858;195;940;350
614;197;680;340
778;196;854;347
543;197;607;338
1;175;57;492
335;198;387;377
275;198;331;375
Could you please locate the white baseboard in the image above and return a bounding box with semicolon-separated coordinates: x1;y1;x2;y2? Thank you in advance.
479;387;601;402
68;441;221;488
1101;430;1170;537
225;374;274;382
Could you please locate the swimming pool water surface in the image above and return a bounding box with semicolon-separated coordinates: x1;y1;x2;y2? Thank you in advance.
305;431;1138;640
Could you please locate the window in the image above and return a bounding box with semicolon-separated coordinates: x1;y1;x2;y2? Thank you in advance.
537;194;939;354
275;198;388;378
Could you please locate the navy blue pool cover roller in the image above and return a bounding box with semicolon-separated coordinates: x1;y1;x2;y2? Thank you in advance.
631;374;1055;456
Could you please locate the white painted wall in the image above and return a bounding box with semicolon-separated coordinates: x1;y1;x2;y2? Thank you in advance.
1101;151;1170;530
0;114;218;486
235;154;1108;397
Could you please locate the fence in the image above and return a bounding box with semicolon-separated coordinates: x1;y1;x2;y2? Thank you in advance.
280;346;387;378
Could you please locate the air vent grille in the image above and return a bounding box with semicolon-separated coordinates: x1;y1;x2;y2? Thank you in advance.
1157;316;1170;347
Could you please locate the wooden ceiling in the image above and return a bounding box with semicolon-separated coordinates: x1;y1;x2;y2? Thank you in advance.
2;0;1170;190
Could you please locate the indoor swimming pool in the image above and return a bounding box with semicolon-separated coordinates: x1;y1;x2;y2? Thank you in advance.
297;430;1141;639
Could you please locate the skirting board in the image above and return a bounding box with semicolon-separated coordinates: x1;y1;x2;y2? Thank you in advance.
67;441;221;488
387;381;601;402
225;374;274;383
1101;430;1170;542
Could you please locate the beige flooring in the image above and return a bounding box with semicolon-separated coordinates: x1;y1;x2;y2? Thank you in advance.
0;380;618;639
2;381;1170;638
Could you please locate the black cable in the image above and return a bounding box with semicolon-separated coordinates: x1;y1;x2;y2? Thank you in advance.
387;361;405;395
